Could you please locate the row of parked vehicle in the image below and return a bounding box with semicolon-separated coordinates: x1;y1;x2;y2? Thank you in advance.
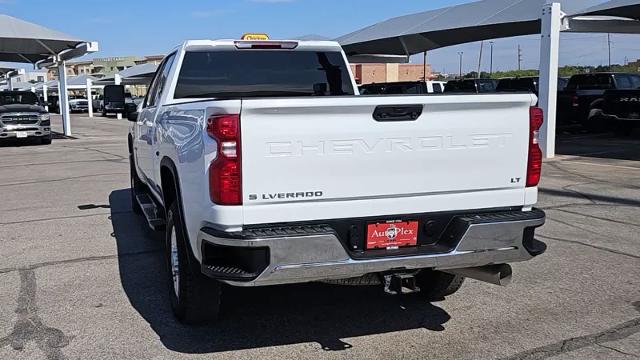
359;73;640;135
0;84;147;146
41;85;143;117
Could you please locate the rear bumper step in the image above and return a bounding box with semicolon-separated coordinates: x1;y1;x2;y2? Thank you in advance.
135;193;165;231
199;209;546;286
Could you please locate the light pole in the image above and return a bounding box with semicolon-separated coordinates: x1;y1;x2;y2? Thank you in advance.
608;33;612;70
518;44;523;71
423;51;428;81
489;41;494;76
458;51;464;78
477;41;484;79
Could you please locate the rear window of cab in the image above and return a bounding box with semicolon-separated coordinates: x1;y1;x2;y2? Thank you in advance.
174;50;355;99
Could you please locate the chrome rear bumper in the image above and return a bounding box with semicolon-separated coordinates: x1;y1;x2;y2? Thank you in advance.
198;209;546;287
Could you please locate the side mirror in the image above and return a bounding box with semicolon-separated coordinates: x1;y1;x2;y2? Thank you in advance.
125;103;138;122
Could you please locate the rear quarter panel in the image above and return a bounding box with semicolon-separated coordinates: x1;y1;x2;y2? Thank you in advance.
155;100;244;258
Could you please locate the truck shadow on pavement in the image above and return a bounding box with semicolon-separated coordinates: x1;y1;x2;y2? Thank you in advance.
109;189;451;353
555;133;640;161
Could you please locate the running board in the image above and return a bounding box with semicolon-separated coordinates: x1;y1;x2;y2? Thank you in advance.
135;193;165;231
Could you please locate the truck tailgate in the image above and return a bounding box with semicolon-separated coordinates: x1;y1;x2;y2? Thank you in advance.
240;94;536;224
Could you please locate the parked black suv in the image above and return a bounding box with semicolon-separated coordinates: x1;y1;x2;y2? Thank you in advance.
496;77;570;96
558;73;640;131
444;79;497;93
597;85;640;135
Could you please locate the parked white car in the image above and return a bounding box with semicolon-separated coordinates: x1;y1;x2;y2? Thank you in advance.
127;37;547;324
359;80;447;95
69;98;89;113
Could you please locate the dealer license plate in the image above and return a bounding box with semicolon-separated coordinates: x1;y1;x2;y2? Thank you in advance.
366;220;419;250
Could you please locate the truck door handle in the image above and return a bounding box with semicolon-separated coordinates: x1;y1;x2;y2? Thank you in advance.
373;105;424;122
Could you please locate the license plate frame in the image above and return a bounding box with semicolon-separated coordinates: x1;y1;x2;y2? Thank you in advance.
366;220;419;250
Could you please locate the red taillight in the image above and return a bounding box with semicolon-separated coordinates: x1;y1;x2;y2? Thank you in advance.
208;114;242;205
571;95;579;107
527;107;544;187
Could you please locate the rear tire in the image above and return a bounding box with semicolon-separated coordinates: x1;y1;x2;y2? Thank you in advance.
415;270;465;300
40;134;52;145
585;111;606;133
166;203;221;324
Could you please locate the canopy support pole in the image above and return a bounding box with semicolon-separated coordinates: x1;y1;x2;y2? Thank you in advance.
86;78;93;118
58;61;71;136
42;84;48;112
538;2;563;159
115;74;122;120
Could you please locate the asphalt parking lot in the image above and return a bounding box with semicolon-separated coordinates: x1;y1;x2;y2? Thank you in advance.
0;114;638;360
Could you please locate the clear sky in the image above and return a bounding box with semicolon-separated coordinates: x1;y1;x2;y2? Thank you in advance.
2;0;639;74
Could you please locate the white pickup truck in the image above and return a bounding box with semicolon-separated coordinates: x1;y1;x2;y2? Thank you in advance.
127;37;546;324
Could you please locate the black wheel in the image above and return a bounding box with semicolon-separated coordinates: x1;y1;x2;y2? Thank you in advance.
166;203;221;324
102;110;107;117
584;110;606;133
40;134;52;145
415;270;465;300
129;155;142;215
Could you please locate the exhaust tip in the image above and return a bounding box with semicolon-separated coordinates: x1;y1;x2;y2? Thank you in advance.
443;264;513;287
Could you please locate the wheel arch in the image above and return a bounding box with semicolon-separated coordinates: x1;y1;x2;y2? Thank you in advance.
160;156;201;272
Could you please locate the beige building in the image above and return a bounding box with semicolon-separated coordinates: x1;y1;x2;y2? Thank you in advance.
628;59;640;72
48;55;166;80
350;63;433;85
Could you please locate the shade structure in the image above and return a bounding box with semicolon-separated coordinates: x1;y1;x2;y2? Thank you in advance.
95;63;159;86
336;0;640;160
576;0;640;18
337;0;604;56
0;13;99;136
0;80;32;91
0;14;85;63
47;74;102;90
0;67;16;76
35;79;58;90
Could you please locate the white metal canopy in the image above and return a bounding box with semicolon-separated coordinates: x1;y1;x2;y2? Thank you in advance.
0;14;85;63
46;74;102;90
576;0;640;18
95;63;159;86
0;13;98;136
337;0;603;56
0;67;16;76
336;0;640;158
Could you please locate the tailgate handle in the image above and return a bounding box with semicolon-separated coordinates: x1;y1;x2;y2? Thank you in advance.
373;105;423;122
